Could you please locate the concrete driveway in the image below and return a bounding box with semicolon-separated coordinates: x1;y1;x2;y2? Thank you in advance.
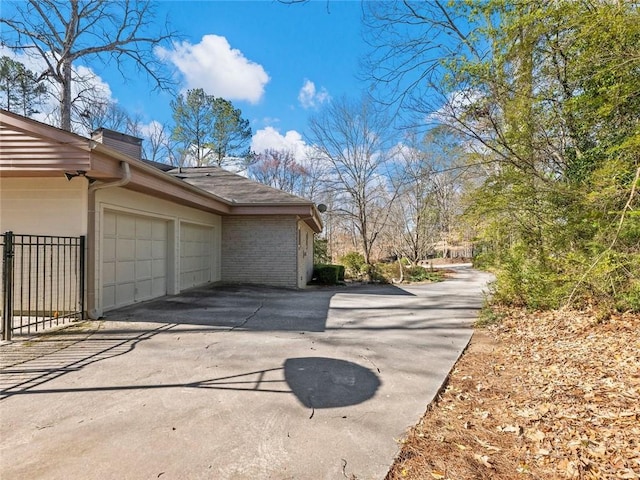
0;268;493;480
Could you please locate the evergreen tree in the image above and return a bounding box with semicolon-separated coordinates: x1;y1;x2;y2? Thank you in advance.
0;56;47;116
171;88;252;168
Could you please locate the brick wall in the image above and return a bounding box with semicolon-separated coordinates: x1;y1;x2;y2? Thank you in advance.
221;215;297;288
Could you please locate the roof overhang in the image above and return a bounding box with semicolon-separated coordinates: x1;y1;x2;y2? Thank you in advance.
0;110;323;232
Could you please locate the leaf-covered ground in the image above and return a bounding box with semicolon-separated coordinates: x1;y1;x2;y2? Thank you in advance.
386;309;640;480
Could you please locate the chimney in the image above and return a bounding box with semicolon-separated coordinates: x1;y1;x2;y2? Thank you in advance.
91;128;142;160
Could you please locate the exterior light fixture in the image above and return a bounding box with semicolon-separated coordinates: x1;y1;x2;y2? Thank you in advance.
64;170;87;181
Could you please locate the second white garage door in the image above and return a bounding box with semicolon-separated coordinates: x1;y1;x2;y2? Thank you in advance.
180;223;214;290
102;211;168;310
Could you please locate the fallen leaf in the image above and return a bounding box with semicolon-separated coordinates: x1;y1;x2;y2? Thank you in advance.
474;436;501;452
473;453;494;469
497;424;521;434
526;429;545;442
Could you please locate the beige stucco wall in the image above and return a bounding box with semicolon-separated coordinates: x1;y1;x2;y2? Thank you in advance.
91;187;221;317
221;215;298;288
297;220;315;288
0;177;88;236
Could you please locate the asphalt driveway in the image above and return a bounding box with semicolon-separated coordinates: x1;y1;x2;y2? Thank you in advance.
0;268;493;480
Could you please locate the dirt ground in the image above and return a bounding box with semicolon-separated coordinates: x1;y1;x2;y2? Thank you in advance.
385;308;640;480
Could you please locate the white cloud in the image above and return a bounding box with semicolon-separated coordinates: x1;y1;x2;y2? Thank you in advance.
298;79;330;109
156;35;270;104
251;126;311;162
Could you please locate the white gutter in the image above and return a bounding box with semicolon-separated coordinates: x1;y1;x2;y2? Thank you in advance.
89;161;131;192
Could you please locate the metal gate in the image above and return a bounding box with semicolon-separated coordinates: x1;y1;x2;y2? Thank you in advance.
1;232;85;340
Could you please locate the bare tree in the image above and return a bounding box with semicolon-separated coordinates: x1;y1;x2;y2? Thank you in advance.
141;121;172;163
387;133;436;265
307;95;397;272
299;151;330;202
249;149;308;195
78;99;130;134
0;0;174;131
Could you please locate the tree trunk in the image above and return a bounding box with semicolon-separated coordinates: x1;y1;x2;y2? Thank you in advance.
61;59;72;131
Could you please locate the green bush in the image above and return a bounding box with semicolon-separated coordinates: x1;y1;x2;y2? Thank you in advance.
336;264;345;282
617;280;640;312
370;262;444;284
372;262;397;283
313;238;330;264
312;264;342;285
406;266;444;283
340;252;366;279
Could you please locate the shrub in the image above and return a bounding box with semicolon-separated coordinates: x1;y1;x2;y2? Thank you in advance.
313;238;330;264
406;266;444;283
340;252;366;279
312;264;342;285
371;262;444;284
336;264;345;282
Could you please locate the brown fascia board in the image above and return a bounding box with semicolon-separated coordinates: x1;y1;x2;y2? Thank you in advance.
102;152;323;229
233;204;323;231
229;204;323;232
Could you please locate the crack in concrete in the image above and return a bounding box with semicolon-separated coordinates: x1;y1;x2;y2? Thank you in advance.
359;354;381;373
229;302;264;331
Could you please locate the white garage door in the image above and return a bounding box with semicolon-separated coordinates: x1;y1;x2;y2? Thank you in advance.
102;211;168;310
180;223;213;290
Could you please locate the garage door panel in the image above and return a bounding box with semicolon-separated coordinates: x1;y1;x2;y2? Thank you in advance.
103;237;116;262
153;222;167;240
104;211;117;234
152;241;165;258
152;278;166;297
137;240;152;259
115;260;135;283
152;259;166;277
116;283;135;306
117;238;135;260
103;211;168;310
136;260;152;280
136;219;152;238
117;215;135;237
103;285;116;309
180;223;213;291
136;279;152;300
103;262;115;284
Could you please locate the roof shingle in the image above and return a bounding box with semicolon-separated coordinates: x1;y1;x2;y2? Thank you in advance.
168;166;313;205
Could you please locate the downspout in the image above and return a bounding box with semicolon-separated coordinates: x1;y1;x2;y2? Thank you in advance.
86;161;131;319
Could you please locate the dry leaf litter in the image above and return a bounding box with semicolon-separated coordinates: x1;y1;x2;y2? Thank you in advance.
386;309;640;480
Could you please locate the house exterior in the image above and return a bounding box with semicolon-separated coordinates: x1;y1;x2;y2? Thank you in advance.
0;110;322;319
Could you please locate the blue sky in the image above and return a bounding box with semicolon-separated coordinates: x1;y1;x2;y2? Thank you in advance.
0;0;369;158
151;0;365;153
78;0;368;156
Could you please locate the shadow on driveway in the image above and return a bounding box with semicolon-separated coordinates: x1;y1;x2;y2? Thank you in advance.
1;328;381;409
0;323;176;400
103;283;417;332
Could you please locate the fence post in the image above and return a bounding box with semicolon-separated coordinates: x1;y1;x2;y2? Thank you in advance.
79;235;86;319
2;231;14;341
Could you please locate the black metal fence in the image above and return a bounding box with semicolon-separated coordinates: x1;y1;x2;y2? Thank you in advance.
1;232;85;341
